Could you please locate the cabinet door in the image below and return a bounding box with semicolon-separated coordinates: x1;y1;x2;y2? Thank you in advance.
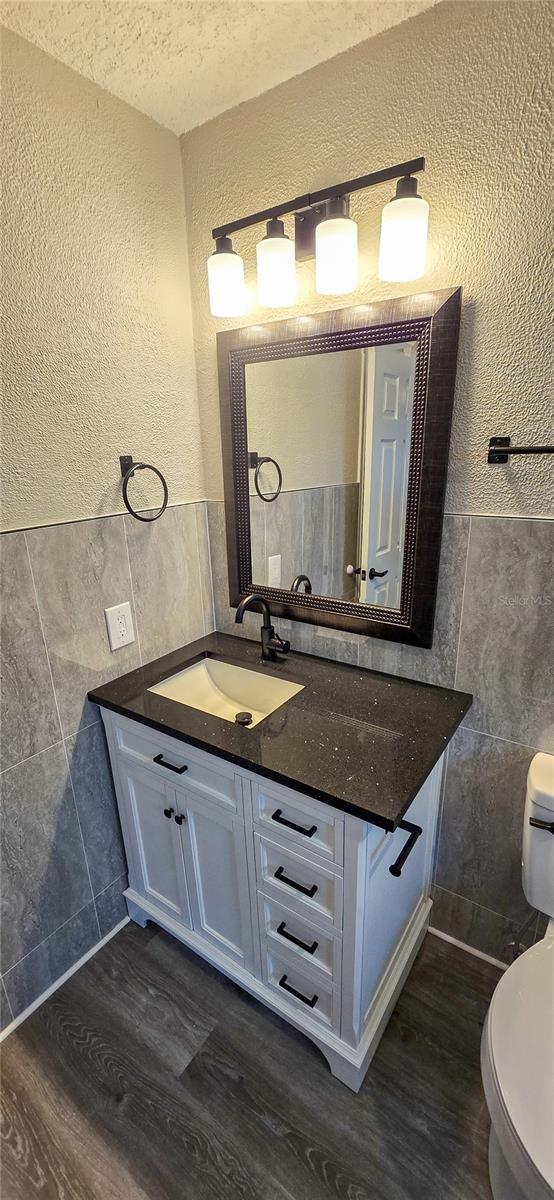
116;760;191;927
178;790;253;971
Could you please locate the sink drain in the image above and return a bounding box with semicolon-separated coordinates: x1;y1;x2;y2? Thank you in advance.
235;711;253;726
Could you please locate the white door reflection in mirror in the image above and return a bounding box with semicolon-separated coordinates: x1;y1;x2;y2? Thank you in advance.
359;345;415;608
244;339;416;611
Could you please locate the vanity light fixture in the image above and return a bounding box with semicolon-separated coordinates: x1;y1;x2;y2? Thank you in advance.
378;175;429;282
209;156;427;314
207;235;247;318
315;197;358;295
256;218;297;307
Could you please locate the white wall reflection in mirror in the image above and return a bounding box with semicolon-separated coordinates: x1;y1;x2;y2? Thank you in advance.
245;341;417;610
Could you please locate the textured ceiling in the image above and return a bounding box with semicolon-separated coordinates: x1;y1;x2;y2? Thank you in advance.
0;0;438;133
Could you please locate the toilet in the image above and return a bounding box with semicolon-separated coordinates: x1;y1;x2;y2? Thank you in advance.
481;753;554;1200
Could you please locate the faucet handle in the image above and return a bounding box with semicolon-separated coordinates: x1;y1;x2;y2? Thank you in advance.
273;633;290;656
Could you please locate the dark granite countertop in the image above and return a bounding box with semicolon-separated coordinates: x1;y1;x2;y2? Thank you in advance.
89;632;471;830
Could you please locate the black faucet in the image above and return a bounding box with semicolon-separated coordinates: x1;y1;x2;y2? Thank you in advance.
291;574;312;594
235;593;290;663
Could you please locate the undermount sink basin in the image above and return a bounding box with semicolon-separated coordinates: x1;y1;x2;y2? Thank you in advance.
148;657;304;728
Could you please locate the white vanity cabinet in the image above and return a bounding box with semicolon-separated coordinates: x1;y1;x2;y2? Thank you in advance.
101;709;443;1092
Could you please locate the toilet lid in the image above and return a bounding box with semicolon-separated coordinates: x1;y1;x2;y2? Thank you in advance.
488;937;554;1190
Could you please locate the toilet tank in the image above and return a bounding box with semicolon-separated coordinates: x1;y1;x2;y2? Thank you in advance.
522;752;554;917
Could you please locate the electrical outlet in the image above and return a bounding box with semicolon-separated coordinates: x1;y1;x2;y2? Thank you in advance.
267;554;281;587
105;602;135;651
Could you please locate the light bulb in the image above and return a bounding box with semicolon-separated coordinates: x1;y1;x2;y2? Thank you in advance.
378;177;429;282
207;236;247;317
256;219;297;307
315;197;358;295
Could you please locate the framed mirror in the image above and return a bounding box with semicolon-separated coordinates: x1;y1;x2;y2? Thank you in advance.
218;287;461;647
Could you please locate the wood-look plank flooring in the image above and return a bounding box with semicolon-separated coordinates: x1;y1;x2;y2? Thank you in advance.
1;924;498;1199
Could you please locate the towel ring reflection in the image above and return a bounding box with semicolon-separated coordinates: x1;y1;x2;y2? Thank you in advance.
119;456;169;522
248;451;282;503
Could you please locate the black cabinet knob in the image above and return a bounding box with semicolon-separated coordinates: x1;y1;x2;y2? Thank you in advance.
174;813;185;826
163;807;175;819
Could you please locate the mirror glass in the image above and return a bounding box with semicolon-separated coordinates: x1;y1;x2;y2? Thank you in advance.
245;341;417;610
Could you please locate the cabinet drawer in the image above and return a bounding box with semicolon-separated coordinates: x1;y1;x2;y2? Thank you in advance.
255;834;342;932
258;894;340;982
251;778;343;865
111;716;240;811
262;945;339;1032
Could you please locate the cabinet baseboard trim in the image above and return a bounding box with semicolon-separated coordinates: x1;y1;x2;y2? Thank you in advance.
428;925;507;972
324;896;431;1091
0;917;129;1042
123;888;431;1091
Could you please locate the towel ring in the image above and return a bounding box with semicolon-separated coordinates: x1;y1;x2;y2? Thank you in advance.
253;453;282;501
119;456;168;522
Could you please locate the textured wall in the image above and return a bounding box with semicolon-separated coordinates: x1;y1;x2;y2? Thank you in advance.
246;350;361;493
0;1;437;134
182;1;553;518
1;30;204;531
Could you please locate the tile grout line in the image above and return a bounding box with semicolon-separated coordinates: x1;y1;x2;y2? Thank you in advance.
453;514;472;689
95;871;127;899
22;531;64;748
0;717;112;777
462;723;549;753
430;744;451;893
121;514;143;666
433;882;533;929
3;869;128;979
22;532;101;939
1;737;65;776
1;500;210;537
193;501;208;635
3;899;96;979
203;502;217;632
64;750;101;938
1;507;552;539
64;717;101;740
0;975;14;1024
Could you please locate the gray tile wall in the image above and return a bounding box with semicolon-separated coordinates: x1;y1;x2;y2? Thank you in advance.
250;484;359;601
208;501;553;964
0;503;215;1028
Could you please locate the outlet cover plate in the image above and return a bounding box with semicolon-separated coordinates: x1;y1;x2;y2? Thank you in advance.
105;602;135;651
267;554;281;587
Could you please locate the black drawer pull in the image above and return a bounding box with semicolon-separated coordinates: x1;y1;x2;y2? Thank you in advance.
389;819;423;877
163;807;175;819
277;921;318;955
278;974;318;1008
272;808;317;838
153;753;188;775
274;866;318;898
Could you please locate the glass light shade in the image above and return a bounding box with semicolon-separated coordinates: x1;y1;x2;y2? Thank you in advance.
207;243;246;317
256;227;296;307
378;194;429;282
315;216;358;295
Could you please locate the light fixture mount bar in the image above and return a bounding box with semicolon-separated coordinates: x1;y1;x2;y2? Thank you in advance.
211;156;425;241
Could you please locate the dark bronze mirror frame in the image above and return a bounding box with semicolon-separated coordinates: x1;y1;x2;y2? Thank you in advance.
217;286;461;648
